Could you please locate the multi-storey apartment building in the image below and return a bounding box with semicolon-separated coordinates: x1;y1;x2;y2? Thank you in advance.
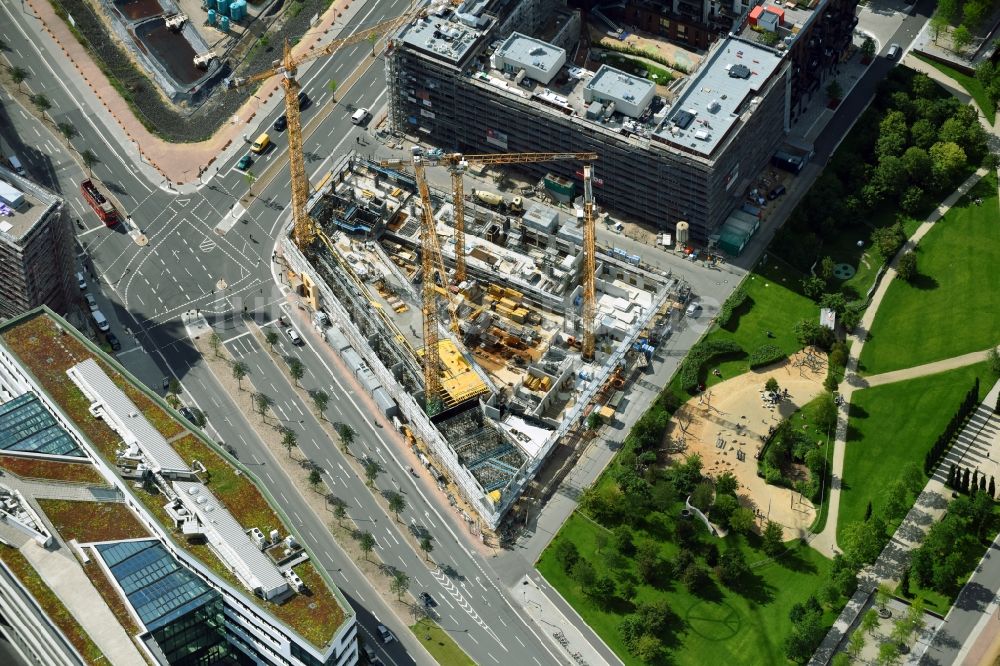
0;166;75;320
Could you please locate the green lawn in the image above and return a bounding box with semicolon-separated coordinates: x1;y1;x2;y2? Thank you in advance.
692;259;818;394
837;362;999;543
538;513;836;666
410;619;476;666
915;54;996;124
858;172;1000;375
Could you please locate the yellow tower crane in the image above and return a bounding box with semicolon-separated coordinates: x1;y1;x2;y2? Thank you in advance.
390;152;598;281
581;164;597;361
227;9;420;251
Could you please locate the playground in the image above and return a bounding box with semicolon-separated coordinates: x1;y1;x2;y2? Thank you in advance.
666;349;828;539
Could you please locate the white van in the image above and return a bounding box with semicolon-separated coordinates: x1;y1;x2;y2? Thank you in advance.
92;310;110;332
7;155;25;176
351;108;369;125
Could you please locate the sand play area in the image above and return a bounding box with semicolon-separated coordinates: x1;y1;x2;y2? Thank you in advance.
666;349;828;540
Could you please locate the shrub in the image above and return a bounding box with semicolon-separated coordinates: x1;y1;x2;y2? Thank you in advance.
749;344;786;369
677;340;745;391
717;287;749;329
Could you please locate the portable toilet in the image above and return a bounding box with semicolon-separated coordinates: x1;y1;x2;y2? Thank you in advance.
220;14;230;31
229;0;245;20
207;8;216;25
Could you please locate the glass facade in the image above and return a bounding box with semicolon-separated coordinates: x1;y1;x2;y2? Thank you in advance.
97;540;234;665
0;392;84;456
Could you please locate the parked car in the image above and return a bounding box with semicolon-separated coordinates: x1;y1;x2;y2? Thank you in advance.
84;293;98;311
767;184;786;200
76;272;88;290
887;43;901;59
685;301;701;317
418;592;437;608
105;332;121;351
376;624;394;644
287;328;302;345
236;154;254;171
297;91;311;110
273;114;288;131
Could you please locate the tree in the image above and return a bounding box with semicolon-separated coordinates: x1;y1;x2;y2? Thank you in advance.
634;634;665;662
336;423;355;454
871;222;906;261
30;94;51;115
965;0;990;27
801;274;827;300
7;65;28;92
358;531;375;561
900;185;925;214
717;547;749;587
368;33;379;56
712;493;738;526
794;319;835;350
586;412;604;430
419;535;434;561
554;539;579;572
333;501;347;527
716;471;739;497
861;36;876;61
951;24;972;54
208;332;222;357
80;149;100;177
387;491;406;522
327;79;338;102
882;479;909;520
764;377;780;393
878;639;901;666
818;256;837;283
255;393;273;419
901;146;932;186
862;608;879;635
848;629;867;658
690;480;714;511
636;541;660;584
165;393;181;409
57;122;77;141
929;141;967;188
987;347;1000;374
612;525;634;556
309;389;329;419
762;520;784;556
287;357;305;386
990;475;996;499
244;170;257;195
826;79;843;100
729;507;755;534
231;361;249;389
363;457;381;489
876;110;909;159
308;467;323;493
264;329;279;351
282;428;298;457
391;570;410;601
594;531;608;554
896;251;917;282
930;14;949;42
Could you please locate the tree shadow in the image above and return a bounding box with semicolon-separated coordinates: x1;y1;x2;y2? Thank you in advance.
730;570;774;606
908;272;939;291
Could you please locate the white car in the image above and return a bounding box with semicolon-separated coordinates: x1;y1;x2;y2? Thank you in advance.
286;328;302;345
84;293;98;312
686;301;701;317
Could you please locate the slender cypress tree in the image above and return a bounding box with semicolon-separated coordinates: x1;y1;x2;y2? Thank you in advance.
973;469;980;494
980;475;987;492
990;476;996;499
948;464;957;488
963;468;971;493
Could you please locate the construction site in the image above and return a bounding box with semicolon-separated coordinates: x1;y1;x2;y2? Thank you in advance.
279;151;686;529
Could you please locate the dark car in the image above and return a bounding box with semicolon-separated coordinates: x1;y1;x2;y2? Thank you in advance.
105;332;121;351
767;184;786;200
179;406;196;424
297;91;310;110
236;154;253;171
273;114;287;132
418;592;437;608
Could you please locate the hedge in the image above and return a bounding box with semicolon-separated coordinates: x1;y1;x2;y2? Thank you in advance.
716;287;749;329
748;344;786;369
677;340;744;392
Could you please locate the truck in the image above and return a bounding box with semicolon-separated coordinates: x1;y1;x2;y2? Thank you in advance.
80;180;119;227
473;190;523;213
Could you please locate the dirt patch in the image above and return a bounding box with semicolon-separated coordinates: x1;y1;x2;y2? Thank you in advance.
666;349;828;539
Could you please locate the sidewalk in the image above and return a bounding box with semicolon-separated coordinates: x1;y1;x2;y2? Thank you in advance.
810;166;991;558
861;348;994;389
23;0;361;187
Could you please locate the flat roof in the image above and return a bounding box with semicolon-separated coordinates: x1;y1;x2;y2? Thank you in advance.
656;37;783;156
495;32;566;76
0;167;61;243
398;13;488;65
67;359;190;474
173;480;288;600
585;65;655;109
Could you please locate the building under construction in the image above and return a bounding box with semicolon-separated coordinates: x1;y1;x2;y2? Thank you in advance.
280;152;681;529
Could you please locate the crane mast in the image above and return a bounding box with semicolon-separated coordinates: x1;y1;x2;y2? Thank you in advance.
582;164;596;361
450;162;468;282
